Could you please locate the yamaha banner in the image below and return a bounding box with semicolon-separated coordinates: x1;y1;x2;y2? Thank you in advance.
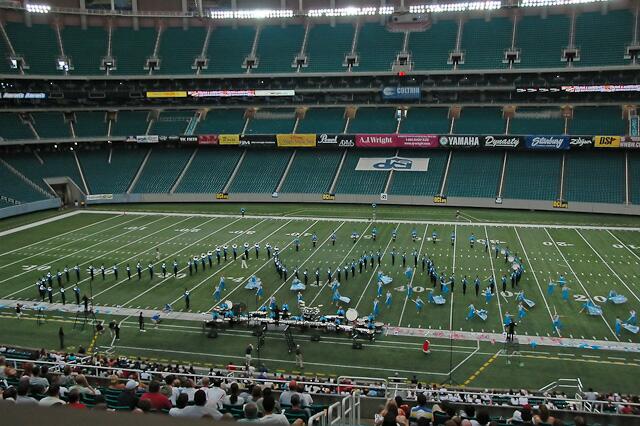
524;136;570;150
439;135;481;148
381;86;421;100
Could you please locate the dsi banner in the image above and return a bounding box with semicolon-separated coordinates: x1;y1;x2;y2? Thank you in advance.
525;136;570;150
218;134;240;145
355;134;439;148
276;134;316;147
593;136;621;148
381;86;421;100
198;135;219;145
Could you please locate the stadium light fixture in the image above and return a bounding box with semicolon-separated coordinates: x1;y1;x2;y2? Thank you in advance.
25;3;51;13
208;9;294;19
410;1;501;13
520;0;608;7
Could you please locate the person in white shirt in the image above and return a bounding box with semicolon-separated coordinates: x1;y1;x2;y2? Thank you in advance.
204;378;226;409
258;395;290;426
222;382;245;406
279;380;299;406
180;390;223;420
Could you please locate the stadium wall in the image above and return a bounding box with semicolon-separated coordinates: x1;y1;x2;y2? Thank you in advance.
0;198;61;219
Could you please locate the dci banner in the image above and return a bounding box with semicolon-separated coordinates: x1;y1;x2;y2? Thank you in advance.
276;134;316;147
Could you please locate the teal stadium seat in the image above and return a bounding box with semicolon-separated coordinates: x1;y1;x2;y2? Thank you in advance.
574;10;633;67
78;146;147;194
515;14;568;69
111;27;156;75
254;25;304;73
334;149;394;195
502;152;561;200
0;113;35;140
631;153;640;205
304;24;354;73
0;23;18;74
454;107;505;134
245;110;295;134
175;148;243;194
196;109;246;134
204;26;255;74
569;106;626;135
445;151;502;198
0;161;48;203
349;108;397;133
157;27;206;75
400;108;451;134
112;111;150;136
32;112;71;139
4;151;83;193
6;22;60;75
228;150;292;193
388;150;448;196
132;146;194;193
280;150;342;194
149;110;195;135
74;112;108;138
356;23;403;72
408;20;458;71
458;17;512;69
62;26;108;75
509;107;565;135
297;109;345;134
564;151;625;204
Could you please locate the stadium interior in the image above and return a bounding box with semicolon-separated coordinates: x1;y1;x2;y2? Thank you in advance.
0;0;640;424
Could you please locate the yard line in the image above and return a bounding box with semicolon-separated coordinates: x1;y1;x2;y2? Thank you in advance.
0;215;167;286
354;223;401;309
0;211;120;256
544;228;619;341
606;230;640;263
0;214;140;270
91;216;224;299
483;226;504;326
576;229;640;303
449;339;481;375
449;224;456;332
398;225;428;326
3;215;190;298
307;222;371;307
513;227;558;336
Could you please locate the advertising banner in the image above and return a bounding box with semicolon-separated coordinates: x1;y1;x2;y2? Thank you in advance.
621;136;640;148
322;193;336;200
86;194;114;201
216;193;229;200
524;136;570;150
218;134;240;145
481;135;523;149
146;91;187;98
438;135;481;148
355;157;429;172
276;134;316;147
553;200;568;209
398;134;439;148
569;136;593;149
355;134;439;148
197;135;218;145
188;90;295;98
316;134;356;147
381;86;421;100
239;134;277;147
593;136;621;148
433;195;447;204
135;135;159;144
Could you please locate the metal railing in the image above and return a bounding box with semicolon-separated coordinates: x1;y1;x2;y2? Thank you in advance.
309;394;360;426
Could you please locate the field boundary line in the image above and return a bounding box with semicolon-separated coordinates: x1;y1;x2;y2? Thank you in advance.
398;224;428;326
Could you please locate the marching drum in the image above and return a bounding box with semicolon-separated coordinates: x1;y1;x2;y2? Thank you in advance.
345;308;358;322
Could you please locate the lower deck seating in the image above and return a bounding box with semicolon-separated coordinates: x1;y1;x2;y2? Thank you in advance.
280;150;342;193
502;151;561;200
131;146;193;193
4;151;83;194
348;108;397;133
564;151;625;204
0;161;48;203
228;150;292;193
334;149;394;195
176;148;243;194
445;151;502;198
78;145;148;194
0;113;34;140
453;108;505;134
387;150;447;196
631;153;640;205
509;107;565;135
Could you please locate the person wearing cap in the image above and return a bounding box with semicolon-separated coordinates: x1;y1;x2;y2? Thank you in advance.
117;379;140;410
279;380;299;406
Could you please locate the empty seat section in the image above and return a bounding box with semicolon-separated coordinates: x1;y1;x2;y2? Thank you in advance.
515;15;568;69
196;109;246;134
245;110;295;134
349;108;397;133
6;22;60;75
297;109;345;134
388;150;447;196
574;10;633;67
62;26;108;75
5;151;83;193
32;112;71;139
255;25;304;73
205;26;255;74
0;24;18;74
112;111;150;136
74;112;108;138
149;110;194;135
570;106;625;135
0;161;48;203
509;107;565;135
111;27;156;75
409;20;458;71
334;149;393;195
458;17;512;69
631;153;640;204
502;152;560;200
78;145;147;193
132;146;193;193
228;150;291;193
446;151;501;197
157;27;206;75
356;24;403;72
564;151;625;204
454;108;504;134
0;113;34;140
304;24;354;73
176;148;242;193
400;108;451;134
280;150;342;193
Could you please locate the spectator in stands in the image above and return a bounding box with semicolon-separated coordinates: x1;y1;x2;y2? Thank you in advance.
162;375;179;405
134;398;153;414
69;374;97;395
223;382;245;407
285;394;309;423
409;392;433;422
116;379;140;410
67;389;86;409
140;380;172;411
298;383;313;408
258;394;289;426
0;356;7;379
394;395;410;416
16;378;37;405
2;386;17;402
573;416;587;426
59;366;75;388
169;393;189;417
39;384;65;407
583;388;598;401
533;405;555;425
257;386;281;415
238;402;260;423
107;374;125;390
473;410;491;426
280;380;298;406
180;378;197;402
376;399;408;426
204;377;226;408
29;365;49;391
180;389;223;420
248;384;262;404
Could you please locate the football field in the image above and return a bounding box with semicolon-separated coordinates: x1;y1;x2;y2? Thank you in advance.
1;204;639;393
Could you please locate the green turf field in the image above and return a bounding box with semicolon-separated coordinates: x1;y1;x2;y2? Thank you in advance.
0;205;639;393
